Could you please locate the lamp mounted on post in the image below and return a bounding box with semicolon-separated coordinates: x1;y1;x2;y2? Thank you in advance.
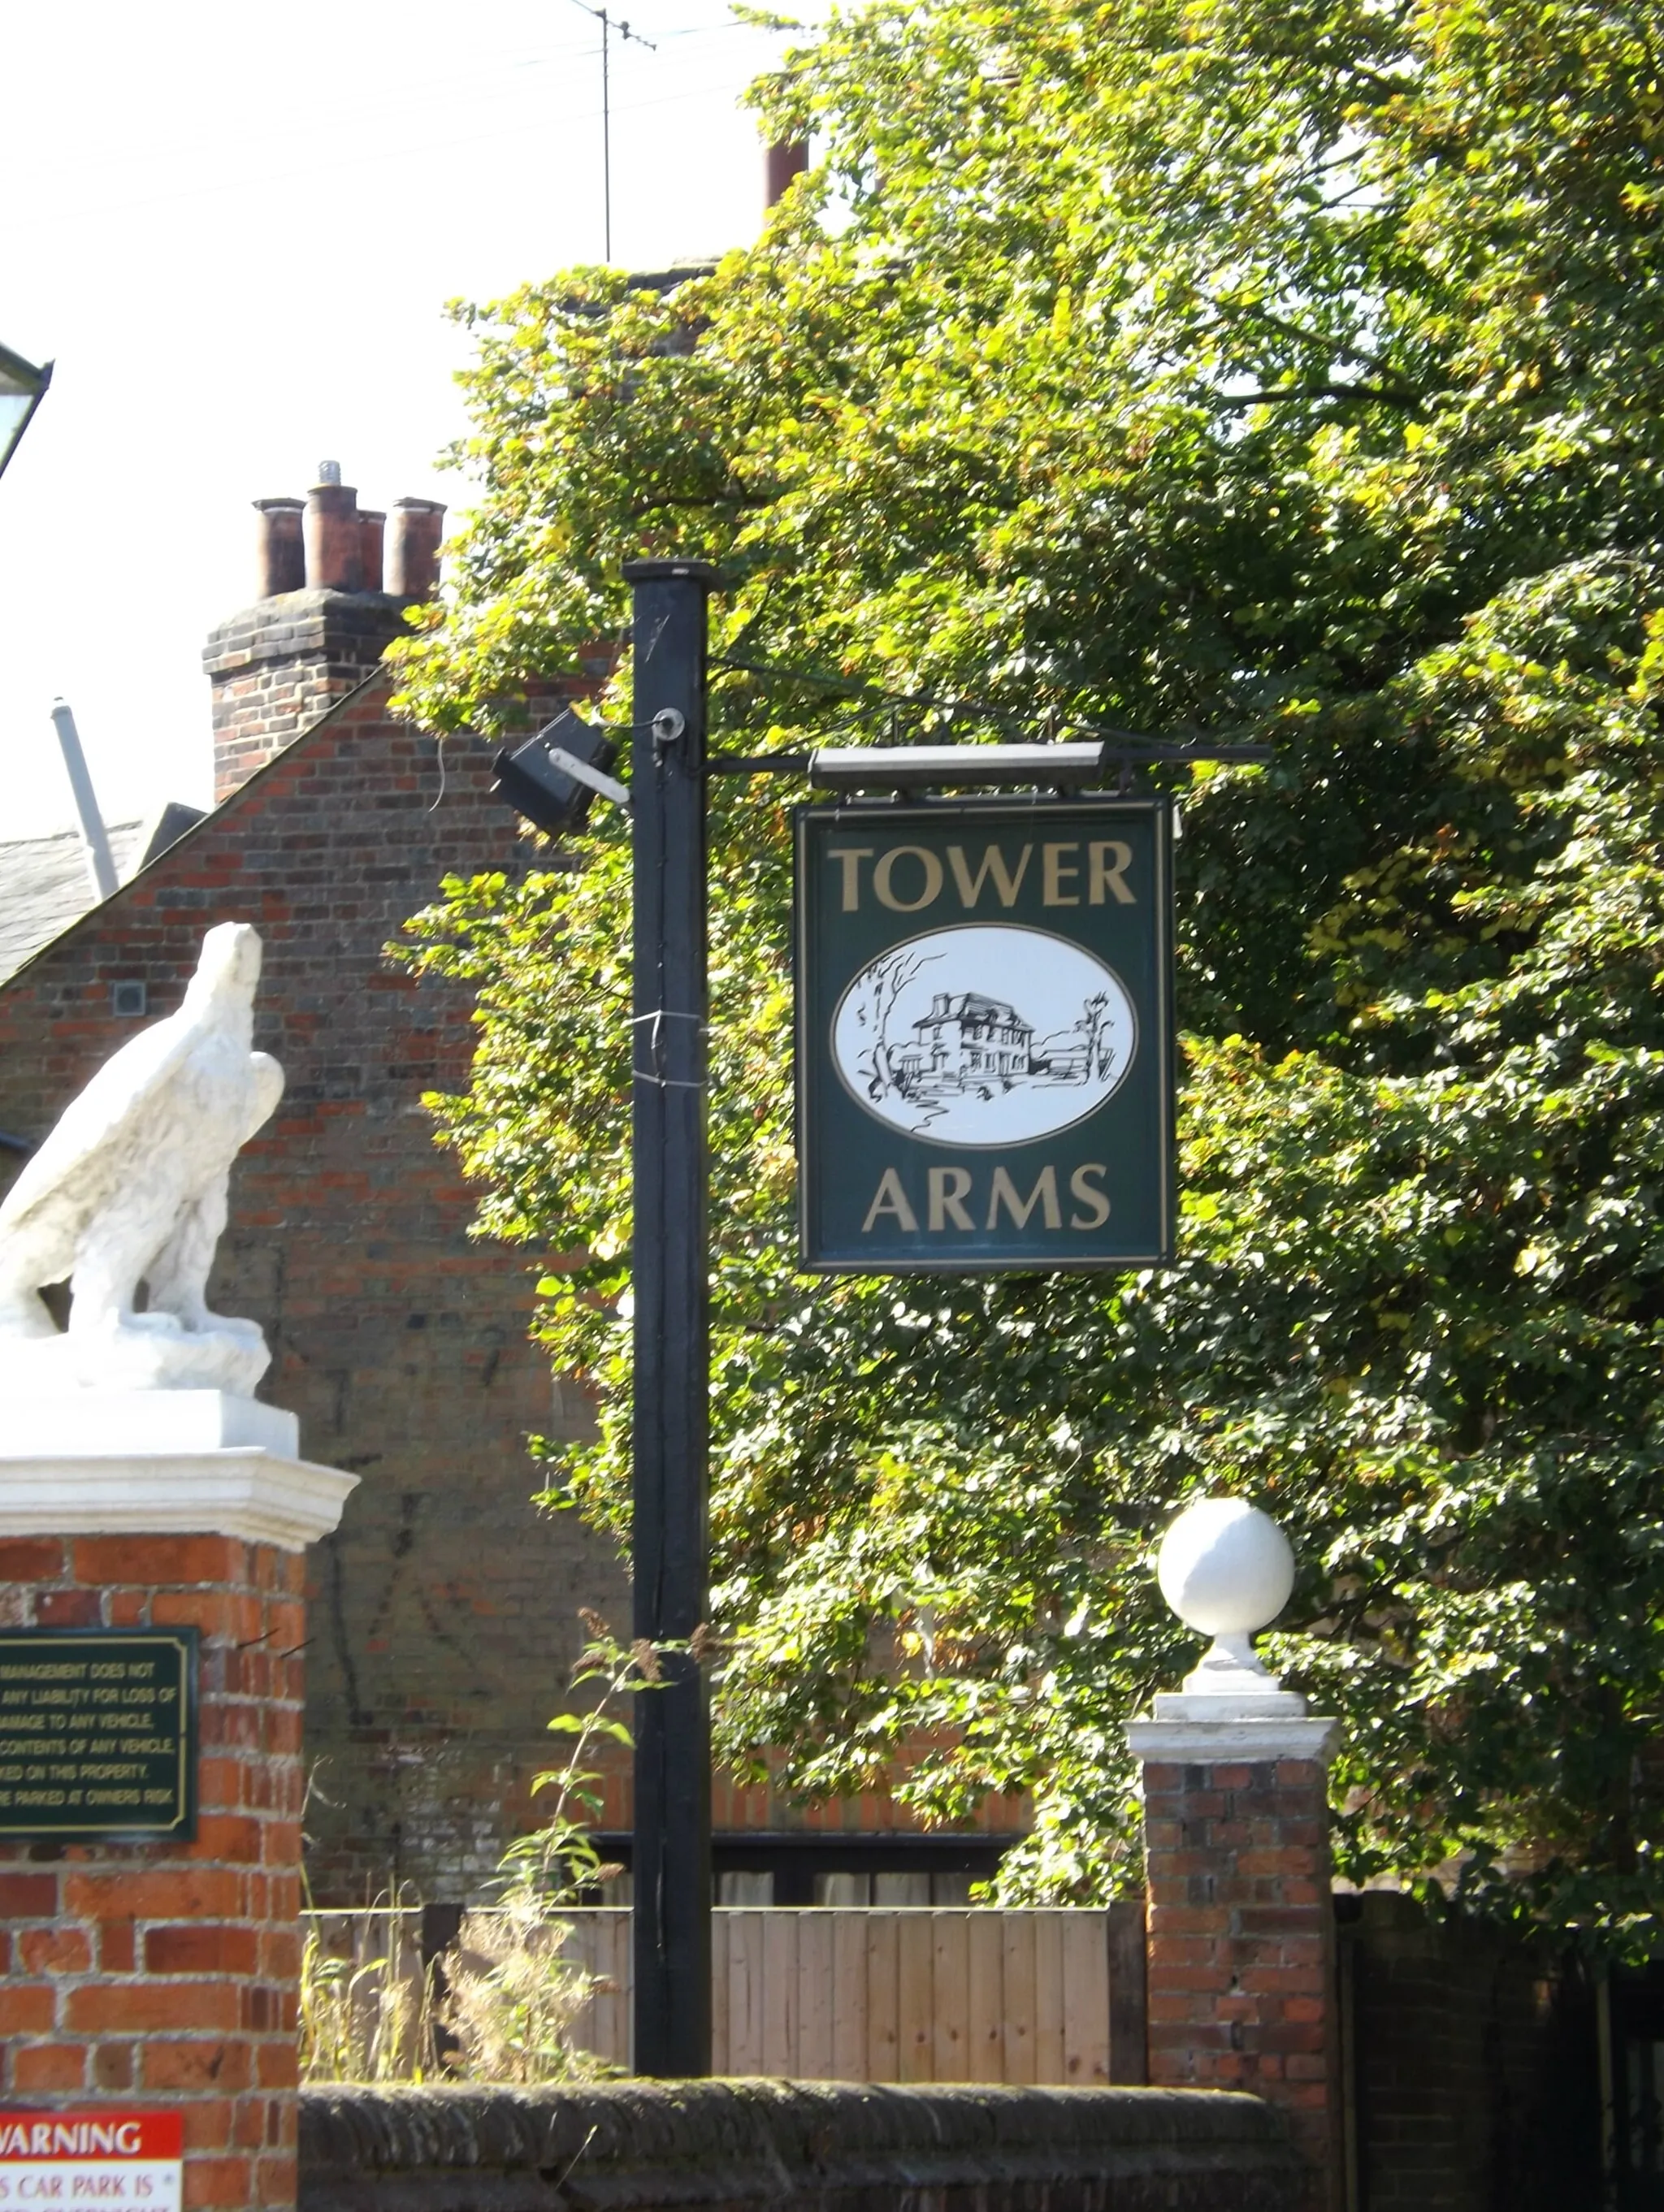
0;340;51;485
492;705;628;833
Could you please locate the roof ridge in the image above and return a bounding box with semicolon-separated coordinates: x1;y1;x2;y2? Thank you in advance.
1;816;148;850
0;664;398;991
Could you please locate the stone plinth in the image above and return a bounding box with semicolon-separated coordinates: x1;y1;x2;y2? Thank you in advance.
0;1396;355;2212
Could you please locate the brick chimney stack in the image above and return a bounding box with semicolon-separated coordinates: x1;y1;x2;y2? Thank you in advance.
205;463;445;804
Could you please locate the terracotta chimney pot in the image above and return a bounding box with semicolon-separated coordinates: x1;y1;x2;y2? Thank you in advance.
765;139;809;209
358;510;386;595
304;464;363;591
253;498;305;598
387;498;446;599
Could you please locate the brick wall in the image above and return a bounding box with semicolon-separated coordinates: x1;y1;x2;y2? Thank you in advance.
297;2080;1303;2211
203;594;409;803
0;1533;304;2211
1142;1757;1340;2212
0;672;631;1903
1341;1890;1601;2211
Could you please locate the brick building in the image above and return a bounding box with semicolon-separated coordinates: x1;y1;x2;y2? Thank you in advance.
0;470;630;1900
0;469;1023;1907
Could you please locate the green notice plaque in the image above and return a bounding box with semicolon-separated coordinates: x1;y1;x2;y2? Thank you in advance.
796;798;1175;1272
0;1630;197;1838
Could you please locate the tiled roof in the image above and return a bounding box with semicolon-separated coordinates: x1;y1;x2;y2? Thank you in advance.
0;803;203;986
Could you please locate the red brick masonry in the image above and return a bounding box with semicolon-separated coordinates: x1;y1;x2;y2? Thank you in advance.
0;1534;306;2212
1141;1755;1340;2212
0;666;639;1901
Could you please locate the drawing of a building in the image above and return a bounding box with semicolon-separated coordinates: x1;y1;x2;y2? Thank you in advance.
904;990;1034;1081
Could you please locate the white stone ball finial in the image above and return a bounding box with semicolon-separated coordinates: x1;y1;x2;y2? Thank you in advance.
1156;1496;1296;1696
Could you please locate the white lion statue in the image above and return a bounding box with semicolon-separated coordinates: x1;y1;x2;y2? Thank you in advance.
0;922;283;1395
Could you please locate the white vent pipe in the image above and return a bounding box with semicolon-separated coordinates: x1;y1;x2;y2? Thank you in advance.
50;699;118;903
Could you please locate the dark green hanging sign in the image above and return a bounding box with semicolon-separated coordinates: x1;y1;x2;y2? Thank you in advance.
795;798;1175;1272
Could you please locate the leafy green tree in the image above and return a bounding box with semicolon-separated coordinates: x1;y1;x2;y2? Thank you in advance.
395;0;1664;1927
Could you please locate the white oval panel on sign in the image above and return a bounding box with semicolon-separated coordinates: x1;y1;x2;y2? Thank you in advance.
830;924;1138;1148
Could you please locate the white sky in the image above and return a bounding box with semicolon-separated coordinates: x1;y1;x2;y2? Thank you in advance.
0;0;804;838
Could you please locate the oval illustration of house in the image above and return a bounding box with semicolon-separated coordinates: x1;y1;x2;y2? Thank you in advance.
830;924;1138;1147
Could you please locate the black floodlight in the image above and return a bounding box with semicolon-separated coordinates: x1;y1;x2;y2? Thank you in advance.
0;340;51;484
808;741;1107;793
493;706;627;834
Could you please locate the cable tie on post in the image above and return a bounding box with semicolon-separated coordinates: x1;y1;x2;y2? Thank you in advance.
632;1006;708;1089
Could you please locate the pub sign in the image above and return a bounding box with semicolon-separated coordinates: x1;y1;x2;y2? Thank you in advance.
795;798;1175;1271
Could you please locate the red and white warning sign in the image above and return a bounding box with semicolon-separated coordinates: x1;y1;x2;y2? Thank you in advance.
0;2115;182;2209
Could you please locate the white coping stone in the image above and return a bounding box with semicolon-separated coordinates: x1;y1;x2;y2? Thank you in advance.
3;1388;298;1459
0;1392;357;1552
1125;1710;1341;1765
1153;1687;1311;1721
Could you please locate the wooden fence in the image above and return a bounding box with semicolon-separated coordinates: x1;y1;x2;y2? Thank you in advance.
302;1904;1146;2087
560;1907;1142;2084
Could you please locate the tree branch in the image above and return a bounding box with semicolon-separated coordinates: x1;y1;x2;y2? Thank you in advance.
1220;379;1423;412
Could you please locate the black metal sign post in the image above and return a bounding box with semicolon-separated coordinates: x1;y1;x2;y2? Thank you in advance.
493;572;1250;2076
625;558;718;2076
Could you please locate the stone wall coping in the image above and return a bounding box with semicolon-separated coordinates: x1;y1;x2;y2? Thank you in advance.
1125;1714;1340;1764
301;2081;1299;2212
0;1436;358;1550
